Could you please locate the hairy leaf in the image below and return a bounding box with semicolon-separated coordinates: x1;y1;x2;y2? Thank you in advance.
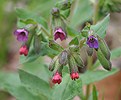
91;14;110;38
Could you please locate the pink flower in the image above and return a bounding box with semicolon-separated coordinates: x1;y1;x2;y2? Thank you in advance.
19;45;28;56
14;28;29;42
54;27;66;41
52;72;62;84
70;72;79;80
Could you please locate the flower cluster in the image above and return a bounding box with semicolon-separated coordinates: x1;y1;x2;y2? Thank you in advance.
49;49;85;84
14;28;29;56
13;1;111;86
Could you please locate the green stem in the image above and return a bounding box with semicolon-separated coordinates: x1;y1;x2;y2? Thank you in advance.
41;26;51;38
85;56;93;100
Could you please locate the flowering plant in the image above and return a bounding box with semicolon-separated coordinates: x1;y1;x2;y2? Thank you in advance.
1;0;121;100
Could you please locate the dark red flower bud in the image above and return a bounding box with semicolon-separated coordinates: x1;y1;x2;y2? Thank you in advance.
19;45;28;56
70;72;79;80
52;72;62;84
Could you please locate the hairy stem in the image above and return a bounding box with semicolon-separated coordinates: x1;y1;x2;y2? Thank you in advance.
85;56;93;100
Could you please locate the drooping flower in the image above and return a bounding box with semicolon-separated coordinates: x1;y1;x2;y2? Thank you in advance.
54;27;66;41
70;72;79;80
52;72;62;84
86;35;99;49
14;28;29;42
19;45;28;56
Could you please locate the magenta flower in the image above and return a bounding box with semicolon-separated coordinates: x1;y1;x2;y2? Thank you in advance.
86;35;99;49
19;45;28;56
52;72;62;84
54;28;66;41
14;29;29;42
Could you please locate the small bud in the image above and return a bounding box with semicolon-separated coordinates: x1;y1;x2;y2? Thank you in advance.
59;50;68;65
97;49;112;71
73;53;85;68
14;28;29;42
54;27;67;41
98;36;111;60
19;45;28;56
68;55;79;74
56;0;71;10
52;71;62;84
81;23;91;37
86;35;99;49
51;8;60;17
86;47;93;56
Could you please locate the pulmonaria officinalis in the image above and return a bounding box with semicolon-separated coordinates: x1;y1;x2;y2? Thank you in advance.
52;72;62;84
86;35;99;49
14;28;29;42
54;27;66;41
19;45;28;56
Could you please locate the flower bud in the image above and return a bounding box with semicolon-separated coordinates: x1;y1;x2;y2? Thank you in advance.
98;36;111;60
68;55;78;73
51;8;60;17
70;72;79;80
97;49;112;71
19;45;28;56
86;47;93;56
81;23;91;37
73;53;85;68
56;0;72;10
59;50;68;65
52;71;62;84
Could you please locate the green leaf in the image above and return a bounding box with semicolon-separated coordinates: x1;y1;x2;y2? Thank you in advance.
91;14;110;38
92;47;121;70
66;26;79;37
92;85;98;100
80;68;118;85
20;19;37;24
69;37;79;46
19;69;52;99
21;58;51;83
0;71;46;100
111;47;121;59
16;8;48;29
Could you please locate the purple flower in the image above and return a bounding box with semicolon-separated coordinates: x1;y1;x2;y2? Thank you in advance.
14;28;29;42
54;28;66;41
86;35;99;49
